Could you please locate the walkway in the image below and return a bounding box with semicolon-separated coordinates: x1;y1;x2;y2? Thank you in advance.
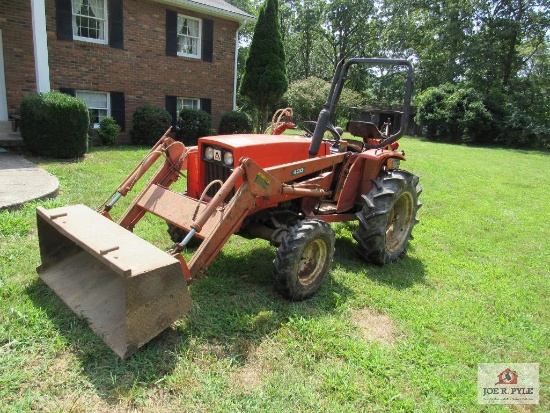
0;121;59;211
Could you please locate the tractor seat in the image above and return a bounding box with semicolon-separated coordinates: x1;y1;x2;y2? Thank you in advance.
346;120;383;141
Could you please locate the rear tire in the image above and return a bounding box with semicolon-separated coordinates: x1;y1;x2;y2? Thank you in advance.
353;170;422;265
273;219;335;300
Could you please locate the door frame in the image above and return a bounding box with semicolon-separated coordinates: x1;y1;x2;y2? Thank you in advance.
0;29;8;121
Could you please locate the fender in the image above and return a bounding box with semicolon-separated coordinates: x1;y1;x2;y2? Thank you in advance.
336;149;406;212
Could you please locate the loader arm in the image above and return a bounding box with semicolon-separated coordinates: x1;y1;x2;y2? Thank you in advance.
173;157;328;279
98;132;188;229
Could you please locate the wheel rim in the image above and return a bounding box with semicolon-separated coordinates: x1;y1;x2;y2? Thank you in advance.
298;239;327;286
386;192;414;253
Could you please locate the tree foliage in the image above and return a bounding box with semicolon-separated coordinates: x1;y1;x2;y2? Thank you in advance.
240;0;288;131
231;0;550;148
285;76;364;126
415;83;494;144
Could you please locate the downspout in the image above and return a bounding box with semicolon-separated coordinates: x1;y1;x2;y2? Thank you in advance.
233;19;248;110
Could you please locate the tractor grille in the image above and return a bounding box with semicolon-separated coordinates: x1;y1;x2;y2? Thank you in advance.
203;161;235;201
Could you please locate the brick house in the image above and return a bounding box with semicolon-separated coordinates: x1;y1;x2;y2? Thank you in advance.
0;0;252;142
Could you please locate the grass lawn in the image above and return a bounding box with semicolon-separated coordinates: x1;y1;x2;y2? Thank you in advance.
0;137;548;412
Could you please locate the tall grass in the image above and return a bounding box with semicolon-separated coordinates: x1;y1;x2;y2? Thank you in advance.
0;139;548;412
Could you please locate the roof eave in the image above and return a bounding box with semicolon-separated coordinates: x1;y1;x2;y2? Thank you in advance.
152;0;254;23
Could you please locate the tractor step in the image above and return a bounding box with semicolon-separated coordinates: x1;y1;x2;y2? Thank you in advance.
316;201;338;215
36;204;192;359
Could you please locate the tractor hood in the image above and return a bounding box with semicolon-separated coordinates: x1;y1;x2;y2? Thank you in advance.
199;134;331;169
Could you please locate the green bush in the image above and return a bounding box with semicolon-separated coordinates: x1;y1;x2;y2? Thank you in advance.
499;108;550;149
415;83;493;144
218;110;253;134
130;104;172;145
176;108;212;145
20;92;89;158
285;77;364;127
97;117;120;146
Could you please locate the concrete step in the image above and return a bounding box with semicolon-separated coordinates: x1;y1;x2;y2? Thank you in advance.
0;121;24;147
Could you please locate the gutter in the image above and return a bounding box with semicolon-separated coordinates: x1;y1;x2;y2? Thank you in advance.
153;0;254;23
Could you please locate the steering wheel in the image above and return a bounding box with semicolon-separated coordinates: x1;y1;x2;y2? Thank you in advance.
301;120;341;143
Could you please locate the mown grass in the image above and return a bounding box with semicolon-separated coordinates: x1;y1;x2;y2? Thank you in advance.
0;139;548;412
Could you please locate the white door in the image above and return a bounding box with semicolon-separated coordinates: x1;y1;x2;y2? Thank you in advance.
0;29;8;121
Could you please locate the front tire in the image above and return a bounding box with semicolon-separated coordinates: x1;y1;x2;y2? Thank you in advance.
353;170;422;265
273;219;335;300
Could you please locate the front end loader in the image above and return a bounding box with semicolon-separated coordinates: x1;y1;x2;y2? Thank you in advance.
36;58;421;358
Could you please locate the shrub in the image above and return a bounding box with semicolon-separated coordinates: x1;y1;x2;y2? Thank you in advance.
415;83;493;144
285;77;363;127
176;108;212;145
499;107;550;149
20;92;89;158
131;104;172;145
97;117;120;145
218;110;253;134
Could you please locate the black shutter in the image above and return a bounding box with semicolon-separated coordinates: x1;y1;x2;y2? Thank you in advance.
59;88;76;96
166;96;178;127
200;98;211;115
166;10;178;57
110;92;125;131
109;0;124;49
202;19;214;62
56;0;73;41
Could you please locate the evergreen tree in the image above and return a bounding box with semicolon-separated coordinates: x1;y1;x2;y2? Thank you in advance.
240;0;288;132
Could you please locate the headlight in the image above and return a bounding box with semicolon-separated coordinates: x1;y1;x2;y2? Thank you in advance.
204;146;214;160
223;151;234;166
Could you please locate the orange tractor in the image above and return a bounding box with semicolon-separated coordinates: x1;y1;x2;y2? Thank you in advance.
36;58;421;358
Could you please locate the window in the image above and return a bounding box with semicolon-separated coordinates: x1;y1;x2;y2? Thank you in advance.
177;15;201;58
72;0;107;44
177;97;200;113
76;91;110;128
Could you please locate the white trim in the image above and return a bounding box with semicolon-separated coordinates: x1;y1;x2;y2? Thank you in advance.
72;0;109;45
31;0;51;93
177;14;202;59
153;0;253;23
76;90;111;128
177;97;201;112
0;30;7;121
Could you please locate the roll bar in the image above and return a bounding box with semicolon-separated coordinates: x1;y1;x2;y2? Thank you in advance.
308;58;414;157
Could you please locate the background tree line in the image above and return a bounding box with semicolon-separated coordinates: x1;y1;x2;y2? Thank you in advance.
231;0;549;148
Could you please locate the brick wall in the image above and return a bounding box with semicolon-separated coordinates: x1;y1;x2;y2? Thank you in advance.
1;0;239;142
0;1;37;110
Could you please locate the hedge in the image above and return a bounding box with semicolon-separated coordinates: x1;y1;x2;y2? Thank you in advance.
20;92;89;158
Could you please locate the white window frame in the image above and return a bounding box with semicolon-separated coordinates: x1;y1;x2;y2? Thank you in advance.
177;97;201;113
177;14;201;59
76;90;110;128
72;0;108;45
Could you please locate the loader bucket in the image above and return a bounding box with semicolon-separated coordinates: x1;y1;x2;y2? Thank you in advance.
36;204;192;359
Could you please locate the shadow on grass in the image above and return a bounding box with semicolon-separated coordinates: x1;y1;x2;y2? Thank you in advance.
26;240;354;405
186;242;355;343
333;221;427;290
410;136;550;155
26;278;187;404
